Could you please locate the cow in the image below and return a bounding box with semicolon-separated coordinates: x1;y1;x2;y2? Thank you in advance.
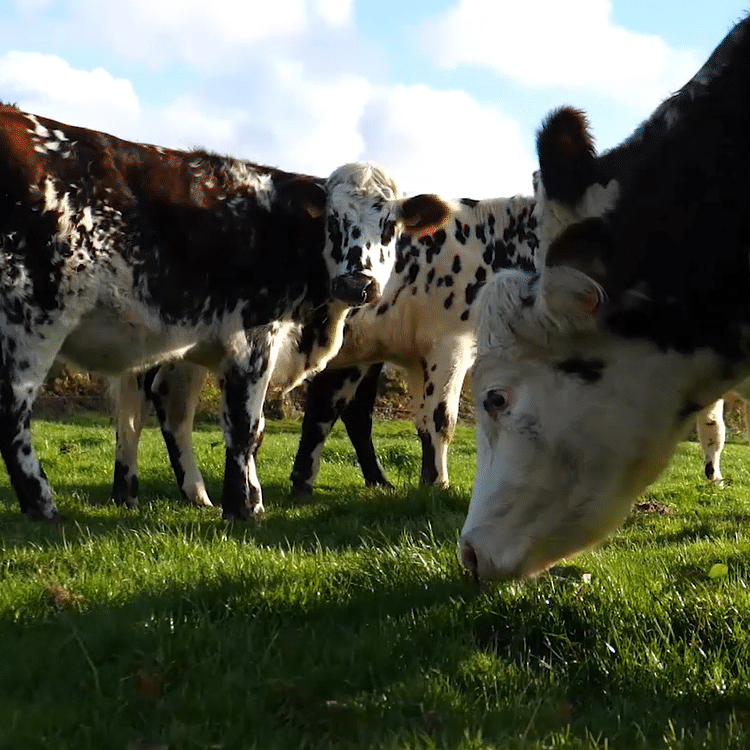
460;15;750;581
289;193;539;495
0;103;398;521
107;164;448;509
697;394;750;486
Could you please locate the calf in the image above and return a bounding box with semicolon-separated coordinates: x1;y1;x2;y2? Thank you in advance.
461;15;750;580
0;104;395;520
108;163;445;508
290;193;539;495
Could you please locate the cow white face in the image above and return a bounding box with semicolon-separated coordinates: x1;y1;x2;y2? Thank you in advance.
324;163;402;306
460;267;731;581
323;163;450;307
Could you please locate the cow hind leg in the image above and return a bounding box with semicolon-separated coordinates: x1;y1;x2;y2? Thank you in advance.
110;372;148;507
340;363;391;487
290;365;372;495
697;399;725;485
0;339;60;520
145;362;212;507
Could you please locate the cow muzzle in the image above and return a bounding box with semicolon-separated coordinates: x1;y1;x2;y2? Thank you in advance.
331;273;380;306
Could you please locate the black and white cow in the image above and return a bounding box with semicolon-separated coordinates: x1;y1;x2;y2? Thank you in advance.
107;163;445;509
461;15;750;580
289;193;539;495
0;104;396;521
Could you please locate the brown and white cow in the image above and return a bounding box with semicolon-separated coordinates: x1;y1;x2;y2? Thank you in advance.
0;104;396;520
461;15;750;580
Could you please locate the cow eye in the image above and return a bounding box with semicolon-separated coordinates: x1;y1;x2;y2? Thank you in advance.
483;389;510;419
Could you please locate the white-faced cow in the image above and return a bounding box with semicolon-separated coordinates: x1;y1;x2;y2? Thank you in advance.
289;192;539;495
107;163;446;509
0;104;395;521
461;15;750;581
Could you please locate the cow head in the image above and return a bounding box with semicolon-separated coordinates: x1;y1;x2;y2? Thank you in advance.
324;163;450;306
460;102;746;581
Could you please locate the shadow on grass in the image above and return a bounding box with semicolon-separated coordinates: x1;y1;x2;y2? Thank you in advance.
4;544;750;750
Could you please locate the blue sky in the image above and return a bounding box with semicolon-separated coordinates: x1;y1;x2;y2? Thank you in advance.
0;0;746;196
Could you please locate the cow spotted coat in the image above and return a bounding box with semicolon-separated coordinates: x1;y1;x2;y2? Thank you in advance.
107;163;450;509
0;105;393;520
290;192;539;494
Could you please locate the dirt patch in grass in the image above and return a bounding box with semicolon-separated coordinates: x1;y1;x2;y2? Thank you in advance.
632;498;675;516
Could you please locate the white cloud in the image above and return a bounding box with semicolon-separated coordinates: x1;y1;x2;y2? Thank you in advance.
421;0;703;110
0;51;139;133
59;0;328;69
313;0;354;26
357;85;536;197
0;47;534;198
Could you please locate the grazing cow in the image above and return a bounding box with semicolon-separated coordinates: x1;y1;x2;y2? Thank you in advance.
697;394;750;485
460;15;750;581
0;103;397;521
108;164;446;509
289;193;539;495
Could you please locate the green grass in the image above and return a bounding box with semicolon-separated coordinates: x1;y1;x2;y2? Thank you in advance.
2;416;750;749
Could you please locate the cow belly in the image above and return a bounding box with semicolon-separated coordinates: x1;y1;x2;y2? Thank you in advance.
60;313;196;375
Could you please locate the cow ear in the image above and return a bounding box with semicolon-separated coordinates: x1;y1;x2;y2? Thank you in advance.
545;217;610;288
540;265;604;324
277;177;326;218
397;194;450;237
536;106;597;207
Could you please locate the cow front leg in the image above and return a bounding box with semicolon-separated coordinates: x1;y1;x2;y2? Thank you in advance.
0;345;59;520
697;399;725;485
145;362;212;506
219;347;273;521
110;372;148;507
410;347;472;487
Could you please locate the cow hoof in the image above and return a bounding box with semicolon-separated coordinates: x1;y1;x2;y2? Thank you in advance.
365;478;394;489
24;507;64;523
222;504;264;521
192;489;214;508
291;482;314;498
111;494;139;508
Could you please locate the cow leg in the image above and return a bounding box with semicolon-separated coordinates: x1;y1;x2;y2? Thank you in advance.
290;365;373;495
0;336;60;520
409;345;473;487
110;373;148;507
697;399;725;485
144;362;212;507
742;397;750;446
219;334;277;521
340;363;392;487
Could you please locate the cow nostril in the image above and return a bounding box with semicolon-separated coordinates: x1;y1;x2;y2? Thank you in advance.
362;279;380;303
461;541;479;582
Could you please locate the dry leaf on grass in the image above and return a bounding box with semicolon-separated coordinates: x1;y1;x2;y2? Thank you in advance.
46;583;84;609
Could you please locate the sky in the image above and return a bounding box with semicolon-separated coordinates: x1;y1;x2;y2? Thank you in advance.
0;0;746;197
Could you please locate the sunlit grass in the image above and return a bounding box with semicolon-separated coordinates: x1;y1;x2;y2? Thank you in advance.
2;416;750;749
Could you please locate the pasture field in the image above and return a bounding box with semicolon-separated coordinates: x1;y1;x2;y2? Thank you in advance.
2;414;750;749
